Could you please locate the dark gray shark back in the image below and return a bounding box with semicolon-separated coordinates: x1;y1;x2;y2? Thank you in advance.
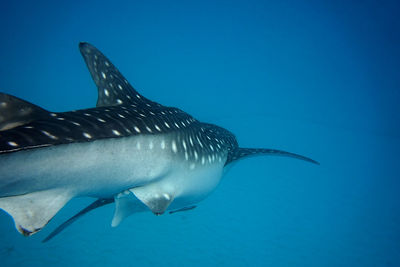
0;43;233;156
0;97;197;154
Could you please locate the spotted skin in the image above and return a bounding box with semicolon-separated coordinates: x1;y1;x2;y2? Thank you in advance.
0;43;316;166
0;43;239;168
0;43;318;238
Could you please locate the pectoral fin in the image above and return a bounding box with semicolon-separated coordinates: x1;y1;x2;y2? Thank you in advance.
0;190;71;236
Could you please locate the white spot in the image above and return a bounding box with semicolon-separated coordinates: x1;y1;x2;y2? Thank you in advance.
163;193;171;201
208;155;212;163
136;94;141;99
101;72;106;79
172;140;177;153
164;122;170;128
50;113;57;117
134;126;141;133
24;126;33;129
105;61;110;67
116;99;123;104
41;130;57;140
210;145;214;151
72;122;81;126
83;132;92;139
201;156;205;165
145;126;152;133
118;84;123;90
161;140;166;149
118;113;125;118
97;118;106;123
182;140;187;150
185;151;189;160
189;136;194;146
57;117;65;120
197;137;203;148
7;141;18;147
136;142;141;150
84;113;91;116
139;113;146;117
194;151;198;160
155;124;161;131
0;102;7;108
149;141;154;149
174;122;180;128
112;129;121;136
104;89;110;97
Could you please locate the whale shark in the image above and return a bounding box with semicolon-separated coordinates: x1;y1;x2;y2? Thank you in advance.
0;43;318;239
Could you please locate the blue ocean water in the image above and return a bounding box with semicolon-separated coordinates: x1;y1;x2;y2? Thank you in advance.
0;0;399;266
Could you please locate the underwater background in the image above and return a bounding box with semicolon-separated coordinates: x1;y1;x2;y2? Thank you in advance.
0;0;399;266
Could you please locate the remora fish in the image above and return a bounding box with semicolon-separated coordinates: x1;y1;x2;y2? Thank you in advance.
0;43;318;238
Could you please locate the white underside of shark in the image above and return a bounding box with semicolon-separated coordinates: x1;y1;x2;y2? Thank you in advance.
0;134;226;234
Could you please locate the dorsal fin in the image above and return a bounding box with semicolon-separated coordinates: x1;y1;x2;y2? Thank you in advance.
226;148;319;165
79;42;157;108
0;93;49;131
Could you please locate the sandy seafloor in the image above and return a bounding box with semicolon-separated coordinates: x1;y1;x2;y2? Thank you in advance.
0;1;399;266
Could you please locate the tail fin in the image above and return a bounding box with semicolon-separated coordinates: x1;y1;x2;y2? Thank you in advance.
226;148;319;166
